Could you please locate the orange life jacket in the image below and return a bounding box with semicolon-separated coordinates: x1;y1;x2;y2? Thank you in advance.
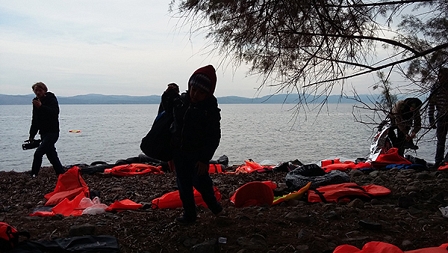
235;160;274;173
151;187;221;209
105;199;142;212
308;182;391;203
209;164;224;174
44;166;89;206
104;163;163;176
51;191;86;216
321;158;356;172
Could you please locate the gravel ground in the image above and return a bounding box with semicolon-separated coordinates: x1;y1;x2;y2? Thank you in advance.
0;163;447;253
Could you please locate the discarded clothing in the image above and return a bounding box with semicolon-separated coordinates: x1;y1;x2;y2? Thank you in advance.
285;164;350;191
8;235;119;253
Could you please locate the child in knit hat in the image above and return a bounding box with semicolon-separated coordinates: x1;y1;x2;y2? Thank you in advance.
161;65;223;224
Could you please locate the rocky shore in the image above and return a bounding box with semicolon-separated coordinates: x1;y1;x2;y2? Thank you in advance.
0;164;447;253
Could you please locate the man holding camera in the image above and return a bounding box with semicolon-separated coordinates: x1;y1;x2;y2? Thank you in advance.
28;82;65;177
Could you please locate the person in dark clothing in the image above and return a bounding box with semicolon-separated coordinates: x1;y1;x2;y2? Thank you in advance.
428;68;448;168
29;82;65;177
388;97;422;157
161;65;223;224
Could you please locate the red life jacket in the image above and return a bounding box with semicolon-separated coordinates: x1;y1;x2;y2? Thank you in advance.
371;148;411;169
51;191;86;216
104;163;163;176
0;222;30;251
209;164;224;174
230;181;276;207
438;162;448;171
321;158;356;172
105;199;142;212
308;183;391;203
334;241;448;253
44;166;89;206
353;161;372;170
151;187;222;209
235;160;274;173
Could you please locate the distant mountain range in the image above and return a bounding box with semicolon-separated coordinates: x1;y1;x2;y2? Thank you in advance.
0;93;375;105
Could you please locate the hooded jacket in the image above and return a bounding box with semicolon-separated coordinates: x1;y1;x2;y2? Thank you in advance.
29;92;60;139
161;90;221;164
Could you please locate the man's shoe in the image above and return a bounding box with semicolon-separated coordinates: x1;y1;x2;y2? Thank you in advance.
212;205;229;217
431;161;444;170
176;216;196;225
211;205;223;216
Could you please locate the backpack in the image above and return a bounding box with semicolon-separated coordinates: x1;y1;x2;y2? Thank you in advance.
0;222;30;251
140;110;174;162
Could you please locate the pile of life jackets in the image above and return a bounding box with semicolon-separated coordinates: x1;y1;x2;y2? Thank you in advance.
30;166;142;217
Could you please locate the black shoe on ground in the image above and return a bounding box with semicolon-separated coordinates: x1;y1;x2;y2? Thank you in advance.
211;205;223;216
176;216;196;225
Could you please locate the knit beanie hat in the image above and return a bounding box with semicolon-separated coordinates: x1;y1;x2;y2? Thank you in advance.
188;65;217;95
404;97;422;109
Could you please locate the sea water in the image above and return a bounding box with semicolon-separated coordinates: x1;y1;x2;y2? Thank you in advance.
0;103;437;172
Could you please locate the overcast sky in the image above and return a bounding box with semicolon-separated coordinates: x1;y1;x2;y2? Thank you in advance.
0;1;388;98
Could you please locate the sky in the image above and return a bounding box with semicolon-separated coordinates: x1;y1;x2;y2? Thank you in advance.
0;1;390;98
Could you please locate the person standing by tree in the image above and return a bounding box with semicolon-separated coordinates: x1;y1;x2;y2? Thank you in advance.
29;82;65;177
388;97;422;157
429;68;448;168
161;65;223;224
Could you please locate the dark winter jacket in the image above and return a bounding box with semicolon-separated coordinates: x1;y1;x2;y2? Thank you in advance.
390;99;421;135
162;90;221;164
29;92;60;139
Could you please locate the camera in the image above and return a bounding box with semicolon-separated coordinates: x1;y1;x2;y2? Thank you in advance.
22;139;41;150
